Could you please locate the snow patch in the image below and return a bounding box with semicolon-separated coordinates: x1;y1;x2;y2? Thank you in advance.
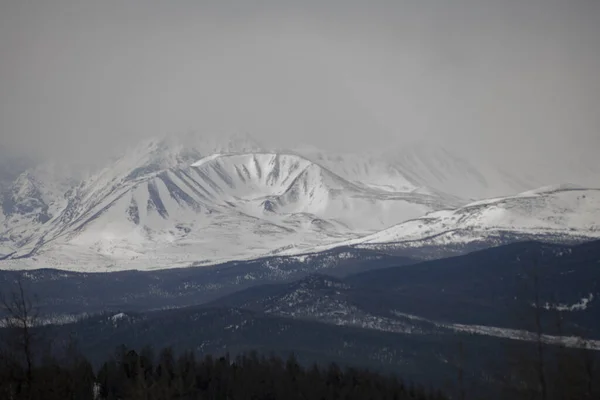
391;311;600;351
543;293;595;312
110;312;127;325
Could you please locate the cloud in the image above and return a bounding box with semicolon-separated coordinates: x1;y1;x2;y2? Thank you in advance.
0;0;599;170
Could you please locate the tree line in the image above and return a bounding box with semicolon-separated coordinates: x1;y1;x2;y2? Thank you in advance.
96;347;444;400
1;339;445;400
0;281;444;400
1;271;599;400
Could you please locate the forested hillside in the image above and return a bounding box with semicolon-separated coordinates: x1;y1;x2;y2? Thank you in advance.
0;344;446;400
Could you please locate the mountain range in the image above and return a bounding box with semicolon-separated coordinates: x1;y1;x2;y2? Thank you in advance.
1;132;599;398
1;132;599;271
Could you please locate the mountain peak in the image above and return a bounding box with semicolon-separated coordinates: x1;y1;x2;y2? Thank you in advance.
150;131;265;156
2;133;598;271
101;132;266;184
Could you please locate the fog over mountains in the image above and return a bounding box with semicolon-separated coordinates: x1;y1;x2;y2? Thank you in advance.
1;0;599;274
1;3;600;398
1;132;598;271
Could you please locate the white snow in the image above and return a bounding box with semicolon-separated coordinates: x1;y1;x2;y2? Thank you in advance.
110;312;127;322
190;153;223;167
299;143;543;201
1;133;599;272
347;187;600;247
0;150;458;271
391;311;600;351
543;293;595;312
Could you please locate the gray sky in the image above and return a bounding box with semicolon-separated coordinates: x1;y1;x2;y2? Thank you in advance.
0;0;599;168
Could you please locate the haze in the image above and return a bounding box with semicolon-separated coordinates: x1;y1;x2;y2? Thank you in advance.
0;0;599;171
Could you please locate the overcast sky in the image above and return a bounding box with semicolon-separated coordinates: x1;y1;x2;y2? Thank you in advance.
0;0;599;168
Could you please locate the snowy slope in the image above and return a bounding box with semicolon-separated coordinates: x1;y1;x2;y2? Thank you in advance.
294;150;418;193
1;132;598;271
1;149;459;271
348;185;600;250
0;133;262;259
381;144;535;200
0;162;83;257
298;143;543;201
187;153;455;230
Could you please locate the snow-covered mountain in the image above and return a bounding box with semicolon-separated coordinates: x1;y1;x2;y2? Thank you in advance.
0;133;263;258
345;185;600;254
296;143;541;200
1;151;458;270
0;162;84;256
1;132;598;271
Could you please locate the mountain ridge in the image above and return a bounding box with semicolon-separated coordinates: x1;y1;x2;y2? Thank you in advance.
1;132;599;271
